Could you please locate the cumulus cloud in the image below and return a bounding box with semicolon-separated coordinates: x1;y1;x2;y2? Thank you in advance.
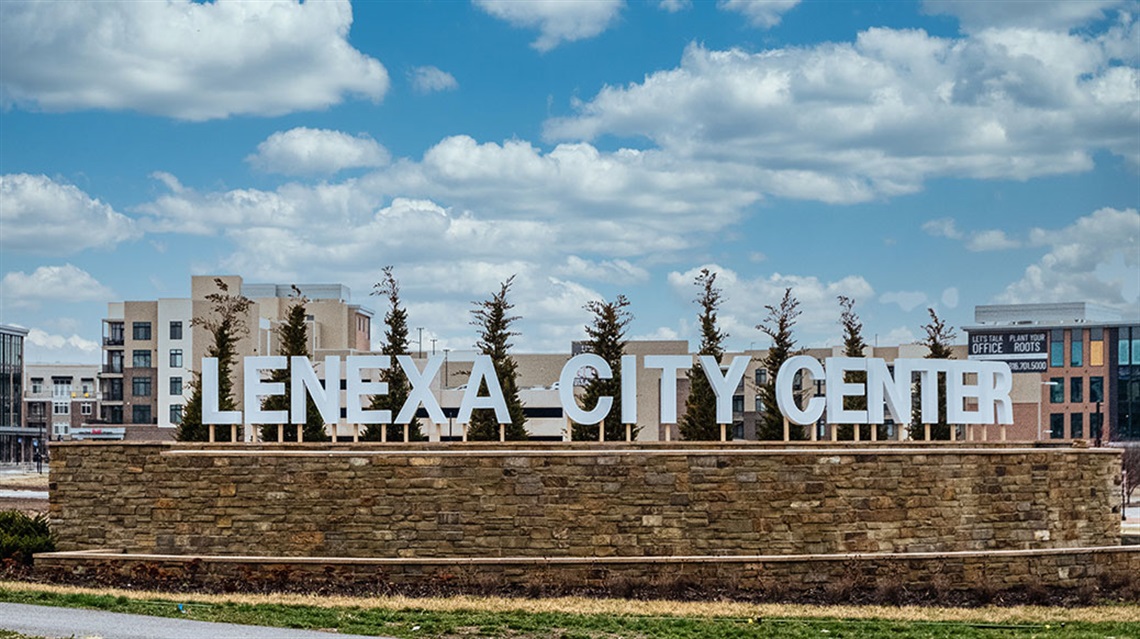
667;264;874;347
658;0;691;13
997;207;1140;308
545;19;1139;202
474;0;624;51
23;328;101;364
0;0;388;120
0;174;139;253
246;128;390;176
923;218;962;239
966;229;1020;251
923;0;1127;32
880;291;928;313
555;256;649;285
1;264;114;308
410;66;459;94
941;286;960;309
718;0;800;28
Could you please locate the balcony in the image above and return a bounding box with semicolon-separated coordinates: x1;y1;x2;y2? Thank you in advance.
103;336;124;347
103;390;123;402
102;365;123;375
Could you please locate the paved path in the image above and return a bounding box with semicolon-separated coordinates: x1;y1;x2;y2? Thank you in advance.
0;602;391;639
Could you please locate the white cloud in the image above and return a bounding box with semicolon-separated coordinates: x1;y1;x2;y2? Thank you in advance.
0;174;138;253
941;286;960;309
24;328;101;364
410;66;459;94
554;256;649;284
718;0;800;28
880;291;928;313
246;128;390;176
658;0;691;13
667;264;874;348
966;229;1020;251
998;207;1140;307
545;19;1140;202
474;0;624;51
881;326;918;346
923;0;1127;32
923;217;962;239
0;0;388;120
1;264;114;308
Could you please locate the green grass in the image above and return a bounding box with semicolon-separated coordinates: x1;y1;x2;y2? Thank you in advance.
1;586;1139;638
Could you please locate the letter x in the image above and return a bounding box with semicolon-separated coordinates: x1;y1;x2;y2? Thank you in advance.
395;355;446;424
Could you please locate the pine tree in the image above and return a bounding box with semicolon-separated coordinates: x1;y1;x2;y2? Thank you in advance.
913;307;957;440
572;295;633;441
680;268;728;440
176;278;252;442
467;276;528;440
836;295;883;440
259;288;328;442
364;266;424;442
755;288;806;440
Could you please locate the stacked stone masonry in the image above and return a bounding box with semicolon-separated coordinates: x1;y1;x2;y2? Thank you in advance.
49;442;1122;558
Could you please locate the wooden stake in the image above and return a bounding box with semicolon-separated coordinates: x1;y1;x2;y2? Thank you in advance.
924;423;931;441
208;424;215;443
296;423;303;442
720;423;726;442
783;418;790;442
403;424;409;443
625;423;632;442
598;422;604;442
499;423;505;442
277;424;284;443
353;424;360;443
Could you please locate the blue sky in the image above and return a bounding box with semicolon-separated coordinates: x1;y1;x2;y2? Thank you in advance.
1;0;1138;364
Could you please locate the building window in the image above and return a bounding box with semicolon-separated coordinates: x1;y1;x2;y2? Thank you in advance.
132;376;152;397
1050;329;1064;367
170;376;183;395
1071;335;1083;367
733;422;744;439
1050;413;1064;439
1090;328;1104;366
80;403;93;416
170;349;183;368
105;378;123;401
1070;413;1083;439
1120;332;1131;367
1091;377;1104;403
732;395;745;414
52;401;69;415
1049;378;1064;403
755;396;764;412
30;378;42;394
132;322;152;340
133;350;151;368
52;377;72;397
80;378;94;396
1091;412;1104;439
132;405;152;424
170;321;183;340
1070;377;1083;403
755;369;768;386
170;404;183;425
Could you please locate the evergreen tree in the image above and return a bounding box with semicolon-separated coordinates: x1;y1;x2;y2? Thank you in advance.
836;296;883;440
571;295;634;441
176;278;252;442
259;288;328;442
364;266;425;442
680;268;728;440
467;276;528;440
755;288;806;440
912;307;957;440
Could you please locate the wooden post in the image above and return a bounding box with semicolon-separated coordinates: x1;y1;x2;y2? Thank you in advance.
720;423;726;442
831;423;837;442
950;424;957;442
499;423;505;442
924;423;931;441
462;424;468;442
871;425;878;442
598;422;604;442
381;425;387;443
208;424;215;443
664;425;671;442
811;421;818;442
625;423;632;442
230;424;237;443
1000;424;1007;441
783;418;790;442
854;425;861;442
403;424;409;443
277;424;284;443
296;424;303;442
353;424;359;443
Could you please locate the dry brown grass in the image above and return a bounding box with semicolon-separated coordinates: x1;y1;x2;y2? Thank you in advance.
0;472;49;489
3;580;1138;624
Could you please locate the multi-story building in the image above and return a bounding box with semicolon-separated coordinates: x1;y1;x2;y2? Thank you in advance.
0;324;30;462
23;364;100;442
965;302;1140;442
99;275;374;438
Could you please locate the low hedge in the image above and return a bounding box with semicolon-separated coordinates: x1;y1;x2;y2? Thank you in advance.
0;510;54;565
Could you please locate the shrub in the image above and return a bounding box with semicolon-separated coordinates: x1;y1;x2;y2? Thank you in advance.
0;510;55;565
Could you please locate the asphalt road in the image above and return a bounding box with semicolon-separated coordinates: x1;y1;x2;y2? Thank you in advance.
0;602;391;639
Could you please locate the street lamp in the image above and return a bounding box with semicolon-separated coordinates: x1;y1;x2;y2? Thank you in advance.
1038;380;1060;440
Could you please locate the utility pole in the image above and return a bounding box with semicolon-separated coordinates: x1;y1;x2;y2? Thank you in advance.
418;327;424;358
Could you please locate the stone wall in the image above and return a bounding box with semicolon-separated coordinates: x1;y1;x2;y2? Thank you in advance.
49;442;1122;559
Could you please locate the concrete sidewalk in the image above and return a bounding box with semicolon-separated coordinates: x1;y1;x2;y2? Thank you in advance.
0;602;391;639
